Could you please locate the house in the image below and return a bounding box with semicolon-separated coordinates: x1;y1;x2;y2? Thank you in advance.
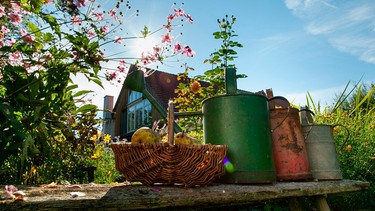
102;65;203;141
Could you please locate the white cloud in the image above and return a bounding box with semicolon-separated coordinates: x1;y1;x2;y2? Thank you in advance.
285;0;375;65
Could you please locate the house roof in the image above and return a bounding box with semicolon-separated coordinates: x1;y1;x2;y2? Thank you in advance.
113;65;208;112
144;69;181;107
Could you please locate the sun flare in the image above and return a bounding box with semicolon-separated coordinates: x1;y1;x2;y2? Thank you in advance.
132;36;158;57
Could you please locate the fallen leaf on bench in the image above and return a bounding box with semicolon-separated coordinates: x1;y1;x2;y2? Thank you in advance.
44;182;57;188
67;185;82;189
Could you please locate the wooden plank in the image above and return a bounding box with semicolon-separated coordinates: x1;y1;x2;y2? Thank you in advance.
0;180;369;210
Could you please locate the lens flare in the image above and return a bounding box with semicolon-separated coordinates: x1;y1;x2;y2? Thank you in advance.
223;157;235;173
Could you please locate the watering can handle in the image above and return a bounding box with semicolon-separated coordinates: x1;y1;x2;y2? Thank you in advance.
268;96;290;109
333;124;350;152
269;96;290;132
300;107;315;125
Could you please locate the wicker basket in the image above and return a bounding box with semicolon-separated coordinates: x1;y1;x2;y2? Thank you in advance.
110;100;228;187
110;142;228;187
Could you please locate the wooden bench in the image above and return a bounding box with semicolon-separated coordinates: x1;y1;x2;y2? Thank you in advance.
0;180;369;210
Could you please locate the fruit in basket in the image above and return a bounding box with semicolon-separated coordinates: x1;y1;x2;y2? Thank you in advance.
174;131;201;145
131;127;161;144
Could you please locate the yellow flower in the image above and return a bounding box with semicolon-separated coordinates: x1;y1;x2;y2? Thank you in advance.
345;145;352;152
369;124;374;129
91;134;98;141
90;152;100;159
333;127;340;133
31;166;37;175
104;134;111;143
323;113;331;118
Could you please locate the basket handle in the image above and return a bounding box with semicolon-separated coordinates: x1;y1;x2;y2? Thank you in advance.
167;99;175;144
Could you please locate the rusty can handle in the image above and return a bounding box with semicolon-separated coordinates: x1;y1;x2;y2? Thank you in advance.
269;96;290;132
268;96;290;109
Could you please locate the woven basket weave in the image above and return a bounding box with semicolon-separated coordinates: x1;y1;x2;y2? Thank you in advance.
110;142;228;187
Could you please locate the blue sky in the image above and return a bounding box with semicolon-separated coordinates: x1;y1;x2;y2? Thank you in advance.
79;0;375;109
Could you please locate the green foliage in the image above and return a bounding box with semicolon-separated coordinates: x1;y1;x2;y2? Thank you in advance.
174;15;246;137
306;82;375;209
0;1;104;184
85;143;123;184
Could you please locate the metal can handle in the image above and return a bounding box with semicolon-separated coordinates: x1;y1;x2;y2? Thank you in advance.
269;96;290;132
333;124;350;152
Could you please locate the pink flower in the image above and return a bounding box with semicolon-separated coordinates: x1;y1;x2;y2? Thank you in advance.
184;14;194;24
174;8;184;17
11;3;21;12
99;49;104;57
71;50;78;59
106;71;117;80
173;42;182;53
153;45;161;54
88;30;95;38
119;59;126;66
117;65;126;73
141;52;157;65
9;51;21;63
167;14;175;22
43;52;54;61
23;34;35;45
101;26;109;34
108;9;116;17
7;38;16;46
71;16;82;25
182;46;195;57
161;33;173;43
109;9;119;21
20;29;27;36
0;6;5;18
0;40;4;48
8;13;22;25
93;12;104;21
114;36;123;44
163;23;172;31
76;0;88;8
1;26;10;34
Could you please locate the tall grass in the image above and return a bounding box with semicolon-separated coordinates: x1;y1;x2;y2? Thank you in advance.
305;82;375;209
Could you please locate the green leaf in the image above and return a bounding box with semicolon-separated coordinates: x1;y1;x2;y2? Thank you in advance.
26;21;42;37
73;90;93;98
17;93;29;102
77;104;97;113
90;78;103;88
29;0;43;13
67;84;79;92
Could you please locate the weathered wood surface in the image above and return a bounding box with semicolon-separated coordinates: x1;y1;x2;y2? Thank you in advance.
0;180;369;210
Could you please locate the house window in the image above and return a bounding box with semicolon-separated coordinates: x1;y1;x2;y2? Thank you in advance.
127;91;152;132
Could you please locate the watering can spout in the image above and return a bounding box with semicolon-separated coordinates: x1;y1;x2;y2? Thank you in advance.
225;67;237;95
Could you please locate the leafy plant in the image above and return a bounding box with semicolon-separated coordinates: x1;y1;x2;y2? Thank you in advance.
174;15;246;138
0;1;194;184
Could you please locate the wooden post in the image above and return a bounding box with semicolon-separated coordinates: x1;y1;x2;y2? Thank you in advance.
315;195;331;211
167;100;174;144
